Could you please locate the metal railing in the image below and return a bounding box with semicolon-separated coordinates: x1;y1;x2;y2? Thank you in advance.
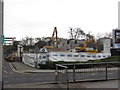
55;61;120;88
55;64;69;89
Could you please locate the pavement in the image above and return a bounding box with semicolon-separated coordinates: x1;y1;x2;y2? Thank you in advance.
9;61;55;73
7;61;120;89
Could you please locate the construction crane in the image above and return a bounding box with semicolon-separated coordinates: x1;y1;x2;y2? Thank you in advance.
75;36;97;53
43;27;58;49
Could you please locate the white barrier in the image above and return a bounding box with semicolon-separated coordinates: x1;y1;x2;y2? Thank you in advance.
22;53;48;67
22;52;111;67
49;52;111;62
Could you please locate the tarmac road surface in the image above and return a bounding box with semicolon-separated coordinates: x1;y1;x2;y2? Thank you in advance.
3;61;55;86
3;60;119;89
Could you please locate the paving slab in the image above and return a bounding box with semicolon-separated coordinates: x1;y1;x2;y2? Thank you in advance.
10;62;55;73
4;82;86;88
4;80;119;89
80;80;119;88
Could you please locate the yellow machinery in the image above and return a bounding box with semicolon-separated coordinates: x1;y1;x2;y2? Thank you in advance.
5;52;17;62
75;37;97;53
43;27;58;49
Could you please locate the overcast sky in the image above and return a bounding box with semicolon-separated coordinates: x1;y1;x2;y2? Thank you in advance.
4;0;119;40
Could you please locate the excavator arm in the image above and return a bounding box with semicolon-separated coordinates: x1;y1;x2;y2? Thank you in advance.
75;37;97;53
51;27;58;48
43;27;58;49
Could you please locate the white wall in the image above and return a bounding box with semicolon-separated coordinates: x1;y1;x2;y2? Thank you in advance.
103;39;111;53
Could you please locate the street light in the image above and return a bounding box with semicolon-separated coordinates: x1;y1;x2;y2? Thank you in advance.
0;0;3;89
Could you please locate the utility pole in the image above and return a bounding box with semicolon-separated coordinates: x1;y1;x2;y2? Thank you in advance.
0;0;3;90
119;1;120;29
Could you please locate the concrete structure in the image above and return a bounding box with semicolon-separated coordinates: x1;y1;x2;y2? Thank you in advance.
0;0;3;89
58;38;97;51
56;39;78;50
17;45;23;57
59;39;86;50
97;38;111;53
58;39;67;50
103;38;111;53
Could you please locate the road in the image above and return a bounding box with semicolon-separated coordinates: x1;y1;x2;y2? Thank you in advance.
3;60;55;86
3;60;119;88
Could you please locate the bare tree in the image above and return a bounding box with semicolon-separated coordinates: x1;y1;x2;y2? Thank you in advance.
105;32;112;38
68;27;86;40
35;37;41;42
21;36;34;45
21;36;29;45
68;27;74;39
96;33;103;39
96;32;112;39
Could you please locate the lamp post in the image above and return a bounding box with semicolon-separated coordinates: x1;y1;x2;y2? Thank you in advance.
0;0;3;89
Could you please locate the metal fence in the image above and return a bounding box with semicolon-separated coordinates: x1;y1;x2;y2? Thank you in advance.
55;61;120;88
55;64;69;89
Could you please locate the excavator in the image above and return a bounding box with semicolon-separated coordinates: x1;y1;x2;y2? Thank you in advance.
75;36;97;53
43;27;58;49
5;52;17;62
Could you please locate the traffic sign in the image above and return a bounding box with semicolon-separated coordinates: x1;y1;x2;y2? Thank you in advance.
1;34;4;44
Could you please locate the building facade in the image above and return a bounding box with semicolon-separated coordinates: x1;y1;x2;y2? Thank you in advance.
112;29;120;49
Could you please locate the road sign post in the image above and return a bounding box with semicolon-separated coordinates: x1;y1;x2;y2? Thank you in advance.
0;0;3;89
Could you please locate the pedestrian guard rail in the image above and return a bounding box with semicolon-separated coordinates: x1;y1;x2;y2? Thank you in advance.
55;61;120;88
